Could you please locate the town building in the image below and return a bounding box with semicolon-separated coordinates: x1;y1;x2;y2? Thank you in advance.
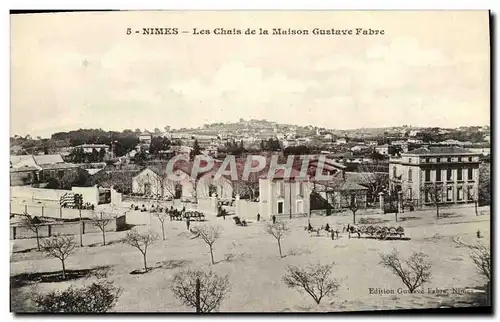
10;154;80;186
375;144;389;155
388;147;481;208
139;131;153;145
258;168;311;219
72;144;110;154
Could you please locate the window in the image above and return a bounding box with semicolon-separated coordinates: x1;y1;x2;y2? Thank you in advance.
457;168;463;181
298;182;304;196
468;157;473;162
393;166;397;178
58;170;65;178
277;181;284;196
446;169;453;181
425;170;431;182
408;158;412;164
447;187;453;201
425;157;430;163
458;157;462;162
468;168;473;180
437;157;441;163
447;157;452;163
277;201;284;214
436;169;442;182
408;168;412;182
457;187;463;201
407;188;413;199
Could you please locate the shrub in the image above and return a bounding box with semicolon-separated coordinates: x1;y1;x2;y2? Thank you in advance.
32;280;121;312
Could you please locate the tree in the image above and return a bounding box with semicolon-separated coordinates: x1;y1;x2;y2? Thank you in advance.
422;183;443;219
98;148;106;161
265;221;289;258
90;212;113;246
152;209;169;240
357;164;388;204
123;230;158;272
171;268;231;313
192;225;221;265
21;214;44;251
190;139;201;160
379;249;432;293
40;234;77;280
282;262;340;304
33;280;121;312
470;244;491;282
478;164;491;206
345;193;360;224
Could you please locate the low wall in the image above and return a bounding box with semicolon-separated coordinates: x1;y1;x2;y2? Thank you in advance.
10;203;98;220
235;199;260;220
10;215;126;240
10;186;68;202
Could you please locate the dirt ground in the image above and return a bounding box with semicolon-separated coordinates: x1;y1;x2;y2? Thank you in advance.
10;204;491;312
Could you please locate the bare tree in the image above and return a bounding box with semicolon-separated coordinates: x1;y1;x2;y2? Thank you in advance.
283;262;340;304
470;244;491;305
379;249;432;293
40;234;77;280
90;212;113;246
152;209;169;241
470;244;491;282
192;225;221;265
344;193;360;224
265;221;289;258
171;268;230;313
21;213;44;251
123;230;158;272
358;164;389;205
422;183;443;219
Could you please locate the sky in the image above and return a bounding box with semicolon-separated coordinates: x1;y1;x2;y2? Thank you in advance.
10;11;490;138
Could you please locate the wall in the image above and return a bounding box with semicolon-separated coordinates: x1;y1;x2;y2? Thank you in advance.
198;197;218;216
10;186;68;202
71;186;100;205
10;215;126;240
235;199;260;220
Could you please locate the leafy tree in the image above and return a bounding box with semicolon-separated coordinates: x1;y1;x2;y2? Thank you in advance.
40;234;77;279
379;249;432;293
190;139;201;159
171;268;230;313
32;280;121;312
283;262;340;304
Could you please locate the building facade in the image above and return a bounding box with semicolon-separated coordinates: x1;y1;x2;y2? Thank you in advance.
389;147;481;208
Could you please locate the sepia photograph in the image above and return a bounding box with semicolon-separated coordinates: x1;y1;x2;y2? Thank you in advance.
9;10;491;313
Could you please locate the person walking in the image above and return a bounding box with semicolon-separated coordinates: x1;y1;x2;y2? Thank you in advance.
272;215;276;224
186;217;190;230
257;213;260;222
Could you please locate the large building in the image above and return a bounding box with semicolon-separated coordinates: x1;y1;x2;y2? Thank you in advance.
389;147;481;208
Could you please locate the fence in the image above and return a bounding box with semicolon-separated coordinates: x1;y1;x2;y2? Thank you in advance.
10;215;127;240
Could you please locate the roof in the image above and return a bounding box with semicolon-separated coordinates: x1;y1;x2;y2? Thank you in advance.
140;131;152;136
10;155;33;166
74;144;109;148
10;166;39;173
39;163;79;170
405;146;478;156
33;154;64;165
